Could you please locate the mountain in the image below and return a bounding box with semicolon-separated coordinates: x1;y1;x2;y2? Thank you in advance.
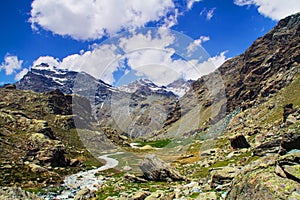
166;78;193;97
118;79;162;93
161;12;300;137
0;85;104;189
16;63;115;106
16;68;183;138
1;13;300;200
117;78;191;97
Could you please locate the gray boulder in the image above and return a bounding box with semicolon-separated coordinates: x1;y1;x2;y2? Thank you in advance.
139;154;183;181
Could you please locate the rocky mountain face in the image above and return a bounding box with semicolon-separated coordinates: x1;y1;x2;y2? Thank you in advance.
16;66;191;138
161;12;300;138
0;85;103;189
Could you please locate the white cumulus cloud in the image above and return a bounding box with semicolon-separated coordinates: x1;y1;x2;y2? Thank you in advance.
31;28;228;86
15;68;29;81
32;56;60;68
0;55;23;75
186;51;228;80
30;0;176;40
234;0;300;20
187;35;210;57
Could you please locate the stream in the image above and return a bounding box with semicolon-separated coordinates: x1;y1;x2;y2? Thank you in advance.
42;152;124;200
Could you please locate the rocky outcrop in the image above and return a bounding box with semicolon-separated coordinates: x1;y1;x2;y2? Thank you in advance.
253;139;281;156
283;103;295;123
0;87;94;188
210;167;239;190
226;153;300;200
101;127;130;147
0;187;43;200
139;154;183;181
26;133;69;167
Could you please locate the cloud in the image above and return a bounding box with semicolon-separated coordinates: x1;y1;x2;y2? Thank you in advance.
187;35;210;57
60;44;120;84
200;8;216;20
15;68;29;81
32;46;120;84
0;55;23;75
31;29;227;86
32;56;60;68
186;51;228;80
30;0;176;40
234;0;300;20
187;0;202;10
119;28;175;52
206;8;216;20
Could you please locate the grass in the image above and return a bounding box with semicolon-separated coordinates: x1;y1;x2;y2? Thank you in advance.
95;178;174;199
258;73;300;126
192;166;210;178
138;139;172;148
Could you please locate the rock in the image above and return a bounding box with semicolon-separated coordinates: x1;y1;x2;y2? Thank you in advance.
283;165;300;180
283;103;295;123
3;84;16;90
28;163;48;173
74;188;95;200
226;154;300;200
54;115;75;130
200;148;219;156
123;165;132;171
268;103;275;110
276;152;300;182
210;167;239;189
279;131;300;155
197;192;217;200
124;173;147;183
230;135;250;149
31;119;56;140
26;133;70;167
253;139;281;156
144;190;174;200
131;190;150;200
286;115;297;125
70;159;80;167
0;187;43;200
139;154;184;181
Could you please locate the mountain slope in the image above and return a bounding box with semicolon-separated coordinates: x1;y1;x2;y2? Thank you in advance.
162;12;300;137
16;68;183;138
0;86;103;189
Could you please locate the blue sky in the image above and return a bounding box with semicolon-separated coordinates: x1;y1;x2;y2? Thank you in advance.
0;0;299;86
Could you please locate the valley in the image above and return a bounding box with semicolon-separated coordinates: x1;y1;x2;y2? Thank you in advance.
0;12;300;200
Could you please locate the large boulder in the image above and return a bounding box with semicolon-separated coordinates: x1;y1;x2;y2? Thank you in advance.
279;131;300;155
26;133;70;167
139;154;183;181
210;167;239;190
226;153;300;200
230;135;250;149
253;139;281;156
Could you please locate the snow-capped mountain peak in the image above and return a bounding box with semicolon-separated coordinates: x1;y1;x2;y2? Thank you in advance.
118;78;161;93
165;78;192;97
118;78;192;97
